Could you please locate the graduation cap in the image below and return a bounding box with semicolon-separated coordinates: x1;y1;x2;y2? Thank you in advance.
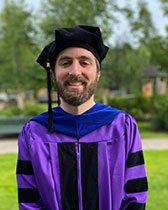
37;25;109;132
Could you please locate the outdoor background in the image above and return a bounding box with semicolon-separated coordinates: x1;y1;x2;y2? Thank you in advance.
0;0;168;209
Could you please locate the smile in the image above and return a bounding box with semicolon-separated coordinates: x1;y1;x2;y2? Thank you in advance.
69;82;83;86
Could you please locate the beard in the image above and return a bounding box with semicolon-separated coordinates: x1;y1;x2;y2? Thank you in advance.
54;74;98;106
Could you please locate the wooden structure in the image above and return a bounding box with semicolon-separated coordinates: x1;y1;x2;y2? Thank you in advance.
141;64;168;97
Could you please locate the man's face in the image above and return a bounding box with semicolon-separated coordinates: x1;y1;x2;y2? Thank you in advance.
53;47;100;106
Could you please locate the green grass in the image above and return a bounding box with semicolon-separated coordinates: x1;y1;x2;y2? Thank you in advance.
144;150;168;210
0;154;18;210
0;151;168;210
138;121;168;138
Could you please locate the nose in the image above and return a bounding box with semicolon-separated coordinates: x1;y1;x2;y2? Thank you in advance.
68;60;82;75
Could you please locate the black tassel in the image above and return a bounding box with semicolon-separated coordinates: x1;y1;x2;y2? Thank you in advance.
46;59;53;132
57;94;60;106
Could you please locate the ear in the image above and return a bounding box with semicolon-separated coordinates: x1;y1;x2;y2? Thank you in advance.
97;71;101;81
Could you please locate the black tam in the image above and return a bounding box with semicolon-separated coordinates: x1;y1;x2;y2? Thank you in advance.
37;25;109;69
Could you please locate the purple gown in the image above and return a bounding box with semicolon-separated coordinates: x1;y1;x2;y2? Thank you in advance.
16;104;148;210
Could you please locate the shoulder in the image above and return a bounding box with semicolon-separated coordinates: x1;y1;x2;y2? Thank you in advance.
112;111;136;126
110;112;138;137
19;120;48;142
21;120;45;132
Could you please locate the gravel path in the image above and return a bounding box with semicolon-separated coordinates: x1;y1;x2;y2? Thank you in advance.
0;137;168;154
141;138;168;150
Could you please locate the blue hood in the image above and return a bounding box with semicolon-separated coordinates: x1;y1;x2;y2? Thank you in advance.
31;103;124;138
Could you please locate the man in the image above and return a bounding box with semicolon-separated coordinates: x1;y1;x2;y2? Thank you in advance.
16;25;148;210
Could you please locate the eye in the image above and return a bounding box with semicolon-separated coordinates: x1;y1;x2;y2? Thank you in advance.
80;60;90;66
61;61;71;67
63;62;69;66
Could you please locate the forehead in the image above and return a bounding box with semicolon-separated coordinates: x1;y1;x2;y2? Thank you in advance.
56;47;95;61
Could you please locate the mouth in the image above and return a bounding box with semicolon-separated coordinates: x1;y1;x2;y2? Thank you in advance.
67;81;86;89
64;75;88;89
69;81;84;86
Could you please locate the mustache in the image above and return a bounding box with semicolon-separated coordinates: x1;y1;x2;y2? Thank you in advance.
64;75;88;84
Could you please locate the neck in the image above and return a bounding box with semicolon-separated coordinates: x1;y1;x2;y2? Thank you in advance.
60;96;96;115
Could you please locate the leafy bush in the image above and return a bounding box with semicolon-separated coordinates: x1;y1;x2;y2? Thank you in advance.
0;106;21;116
151;94;168;131
106;94;152;121
129;108;144;121
22;104;48;116
0;103;57;117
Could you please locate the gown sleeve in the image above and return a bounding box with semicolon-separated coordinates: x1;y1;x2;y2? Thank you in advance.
121;114;148;210
16;122;47;210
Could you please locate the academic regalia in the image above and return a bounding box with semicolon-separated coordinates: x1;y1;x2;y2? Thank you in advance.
16;25;148;210
16;103;148;210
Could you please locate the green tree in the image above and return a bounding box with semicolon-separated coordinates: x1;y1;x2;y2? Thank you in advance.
127;0;168;74
148;36;168;73
159;0;168;34
38;0;133;44
100;43;151;93
127;0;156;44
160;0;168;15
0;0;46;93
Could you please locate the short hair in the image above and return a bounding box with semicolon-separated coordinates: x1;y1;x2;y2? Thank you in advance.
95;58;101;72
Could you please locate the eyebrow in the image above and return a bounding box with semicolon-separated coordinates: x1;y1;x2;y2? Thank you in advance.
78;56;93;61
58;55;93;62
58;56;72;62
